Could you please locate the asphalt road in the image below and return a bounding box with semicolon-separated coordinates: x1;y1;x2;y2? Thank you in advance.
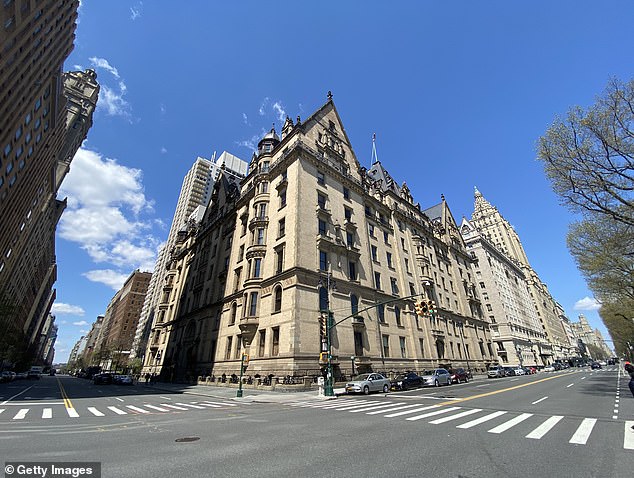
1;368;632;478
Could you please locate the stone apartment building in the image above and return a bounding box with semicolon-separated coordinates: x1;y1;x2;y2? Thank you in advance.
145;94;496;380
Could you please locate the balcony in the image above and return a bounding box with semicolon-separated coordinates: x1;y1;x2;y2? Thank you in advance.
249;215;269;230
352;316;365;328
239;316;259;344
246;243;267;259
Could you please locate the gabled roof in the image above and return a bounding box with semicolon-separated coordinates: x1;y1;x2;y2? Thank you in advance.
366;160;401;195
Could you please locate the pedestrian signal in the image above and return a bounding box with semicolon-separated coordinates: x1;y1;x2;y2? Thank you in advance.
319;352;329;364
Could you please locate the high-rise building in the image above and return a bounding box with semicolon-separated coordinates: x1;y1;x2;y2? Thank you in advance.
0;1;97;364
131;152;247;361
470;188;570;361
461;217;548;367
149;95;496;381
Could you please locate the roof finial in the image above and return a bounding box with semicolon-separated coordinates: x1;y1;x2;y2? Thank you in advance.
327;90;333;100
371;132;379;166
474;186;482;197
441;193;446;202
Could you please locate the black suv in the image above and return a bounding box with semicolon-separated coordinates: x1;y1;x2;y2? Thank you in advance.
390;372;423;391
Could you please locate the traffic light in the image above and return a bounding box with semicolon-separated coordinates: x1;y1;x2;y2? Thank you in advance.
428;300;436;318
414;300;428;317
242;353;250;364
319;314;327;340
319;352;329;364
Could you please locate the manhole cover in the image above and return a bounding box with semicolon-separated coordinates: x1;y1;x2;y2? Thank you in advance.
175;437;200;443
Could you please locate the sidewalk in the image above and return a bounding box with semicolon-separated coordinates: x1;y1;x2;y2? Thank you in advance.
140;381;346;404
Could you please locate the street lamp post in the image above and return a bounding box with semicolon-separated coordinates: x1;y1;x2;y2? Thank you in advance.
457;322;472;377
236;353;248;398
350;356;356;377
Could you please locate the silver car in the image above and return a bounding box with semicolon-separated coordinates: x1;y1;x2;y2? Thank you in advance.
421;368;452;387
345;373;391;395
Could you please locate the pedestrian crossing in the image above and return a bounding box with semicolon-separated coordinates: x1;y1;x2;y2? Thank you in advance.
0;400;238;422
289;399;634;451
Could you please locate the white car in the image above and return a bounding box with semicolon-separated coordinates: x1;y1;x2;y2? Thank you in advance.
514;367;525;375
543;365;555;372
345;373;391;395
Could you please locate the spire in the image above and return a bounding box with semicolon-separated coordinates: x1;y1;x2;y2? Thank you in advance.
474;186;482;197
371;132;379;166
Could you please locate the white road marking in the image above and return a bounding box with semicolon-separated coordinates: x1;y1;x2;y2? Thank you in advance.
200;400;237;407
531;397;548;405
526;415;564;439
160;403;188;411
0;409;4;415
2;402;63;406
566;383;574;388
429;408;481;424
1;385;35;405
13;409;29;420
336;402;386;411
42;408;52;419
457;411;507;429
569;418;597;445
144;404;169;412
66;408;79;418
107;406;127;415
366;404;421;415
197;403;222;408
488;413;533;434
509;378;519;382
160;396;172;400
406;406;461;422
114;398;124;402
87;407;105;417
384;405;438;418
476;384;490;388
348;402;406;413
126;405;150;414
175;402;205;410
581;377;586;380
624;421;634;450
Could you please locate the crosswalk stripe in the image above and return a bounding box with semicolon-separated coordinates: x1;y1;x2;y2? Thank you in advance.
385;405;438;418
66;408;79;418
41;408;52;419
488;413;533;434
366;404;421;415
144;404;169;412
429;409;482;425
161;403;189;411
406;406;462;422
526;415;564;439
336;402;386;411
0;409;5;415
457;411;507;429
13;409;29;420
87;407;105;417
348;402;405;413
126;405;150;414
176;402;205;409
200;400;237;407
624;421;634;450
107;406;127;415
197;403;222;408
569;418;596;445
317;400;373;409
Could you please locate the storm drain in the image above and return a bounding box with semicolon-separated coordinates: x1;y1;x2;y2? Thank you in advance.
175;437;200;443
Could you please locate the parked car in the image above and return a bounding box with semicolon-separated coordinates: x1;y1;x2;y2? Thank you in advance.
93;373;114;385
345;373;391;395
503;367;516;377
27;370;41;380
487;365;506;378
523;367;536;375
15;372;28;380
113;375;133;385
514;367;525;375
449;368;471;383
1;371;15;382
390;372;423;391
421;368;452;387
590;362;602;370
543;365;555;372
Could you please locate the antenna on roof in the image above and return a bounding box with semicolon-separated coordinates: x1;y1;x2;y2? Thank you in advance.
371;132;379;166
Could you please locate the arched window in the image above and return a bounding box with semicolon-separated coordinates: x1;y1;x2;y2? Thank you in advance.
230;302;237;325
319;287;329;312
350;294;359;315
273;286;282;313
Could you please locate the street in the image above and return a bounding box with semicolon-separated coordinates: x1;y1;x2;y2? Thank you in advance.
1;368;633;478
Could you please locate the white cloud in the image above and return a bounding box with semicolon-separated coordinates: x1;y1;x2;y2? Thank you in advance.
73;64;84;70
242;113;249;125
574;297;602;311
160;103;166;116
161;147;168;154
89;57;120;79
259;97;269;116
83;269;132;291
72;320;89;326
51;303;85;316
59;146;158;282
80;329;89;334
272;101;287;123
98;83;132;119
130;2;143;20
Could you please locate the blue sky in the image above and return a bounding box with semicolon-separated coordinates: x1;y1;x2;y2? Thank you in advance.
51;1;634;362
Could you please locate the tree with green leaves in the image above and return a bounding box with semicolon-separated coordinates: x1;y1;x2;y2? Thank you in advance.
537;78;634;227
